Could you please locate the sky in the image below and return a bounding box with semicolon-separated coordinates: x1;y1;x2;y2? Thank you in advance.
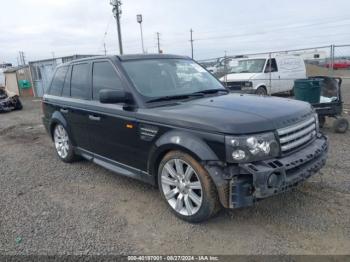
1;0;350;65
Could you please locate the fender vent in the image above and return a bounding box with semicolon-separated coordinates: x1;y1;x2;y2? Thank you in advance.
139;125;158;141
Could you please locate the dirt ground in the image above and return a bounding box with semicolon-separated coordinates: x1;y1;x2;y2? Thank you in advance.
1;87;350;255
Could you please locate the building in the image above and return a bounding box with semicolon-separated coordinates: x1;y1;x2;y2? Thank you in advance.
0;63;13;87
29;54;96;97
4;65;33;96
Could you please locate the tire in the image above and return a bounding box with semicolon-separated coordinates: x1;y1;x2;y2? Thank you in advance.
14;97;23;110
289;88;294;97
158;151;221;223
255;86;267;96
53;124;77;163
318;116;326;128
332;118;349;133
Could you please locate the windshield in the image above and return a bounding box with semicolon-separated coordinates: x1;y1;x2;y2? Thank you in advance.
121;59;225;100
229;59;266;73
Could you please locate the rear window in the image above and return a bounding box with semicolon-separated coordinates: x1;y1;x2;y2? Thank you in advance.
49;66;68;96
71;63;90;99
61;66;71;97
92;61;123;100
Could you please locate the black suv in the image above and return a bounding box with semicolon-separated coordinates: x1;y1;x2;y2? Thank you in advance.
42;54;328;222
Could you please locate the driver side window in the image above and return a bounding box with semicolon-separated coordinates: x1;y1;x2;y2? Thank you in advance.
92;61;124;101
265;59;278;73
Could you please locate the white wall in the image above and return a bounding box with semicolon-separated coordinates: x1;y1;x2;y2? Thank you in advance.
0;69;5;87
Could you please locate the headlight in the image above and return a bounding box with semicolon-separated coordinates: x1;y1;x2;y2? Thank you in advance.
225;132;280;163
241;81;253;89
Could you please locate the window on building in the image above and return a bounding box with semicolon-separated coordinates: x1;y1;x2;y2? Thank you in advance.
71;63;90;99
32;65;42;80
92;61;123;100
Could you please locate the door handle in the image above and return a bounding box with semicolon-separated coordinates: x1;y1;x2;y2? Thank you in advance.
60;108;68;114
89;115;101;121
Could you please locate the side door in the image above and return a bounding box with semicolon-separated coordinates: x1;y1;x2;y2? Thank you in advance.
65;62;94;151
88;60;140;168
277;57;305;92
264;58;280;94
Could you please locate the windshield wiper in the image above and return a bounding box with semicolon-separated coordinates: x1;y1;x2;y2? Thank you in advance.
191;89;229;95
146;93;203;103
146;89;228;103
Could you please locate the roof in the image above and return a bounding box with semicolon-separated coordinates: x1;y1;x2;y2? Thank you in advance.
3;65;29;73
55;54;191;68
117;53;189;61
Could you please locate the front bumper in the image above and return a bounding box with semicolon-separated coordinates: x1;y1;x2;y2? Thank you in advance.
226;133;328;208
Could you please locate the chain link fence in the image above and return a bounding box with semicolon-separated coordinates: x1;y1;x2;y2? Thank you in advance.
197;45;350;95
332;44;350;78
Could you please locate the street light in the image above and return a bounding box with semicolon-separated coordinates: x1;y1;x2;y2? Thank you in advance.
137;14;145;54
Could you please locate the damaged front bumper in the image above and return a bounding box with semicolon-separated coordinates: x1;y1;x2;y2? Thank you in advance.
207;133;328;209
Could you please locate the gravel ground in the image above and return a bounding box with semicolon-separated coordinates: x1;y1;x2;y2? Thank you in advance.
1;87;350;255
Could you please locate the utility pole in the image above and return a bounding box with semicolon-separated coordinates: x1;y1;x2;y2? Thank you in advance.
190;29;194;59
110;0;123;55
156;32;161;53
103;31;108;56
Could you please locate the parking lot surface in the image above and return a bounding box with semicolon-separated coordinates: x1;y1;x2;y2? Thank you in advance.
1;88;350;255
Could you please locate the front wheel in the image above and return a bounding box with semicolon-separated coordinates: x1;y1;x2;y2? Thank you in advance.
158;151;221;223
255;86;267;96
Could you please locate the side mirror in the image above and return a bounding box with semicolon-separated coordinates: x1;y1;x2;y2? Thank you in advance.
99;89;130;104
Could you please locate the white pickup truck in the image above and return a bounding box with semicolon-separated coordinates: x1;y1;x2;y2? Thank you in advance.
220;54;306;95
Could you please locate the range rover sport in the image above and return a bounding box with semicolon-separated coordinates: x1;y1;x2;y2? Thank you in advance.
42;54;328;222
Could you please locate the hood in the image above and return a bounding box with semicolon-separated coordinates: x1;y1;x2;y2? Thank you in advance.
137;94;313;134
220;73;259;82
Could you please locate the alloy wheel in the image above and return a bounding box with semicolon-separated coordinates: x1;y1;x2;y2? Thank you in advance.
161;159;203;216
54;125;70;159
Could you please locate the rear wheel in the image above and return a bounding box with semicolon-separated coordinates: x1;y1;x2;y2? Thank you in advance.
255;86;267;96
13;96;23;110
53;124;76;162
289;88;294;97
158;151;221;223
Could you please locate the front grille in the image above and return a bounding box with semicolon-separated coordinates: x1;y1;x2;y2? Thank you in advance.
225;81;243;91
277;117;316;154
